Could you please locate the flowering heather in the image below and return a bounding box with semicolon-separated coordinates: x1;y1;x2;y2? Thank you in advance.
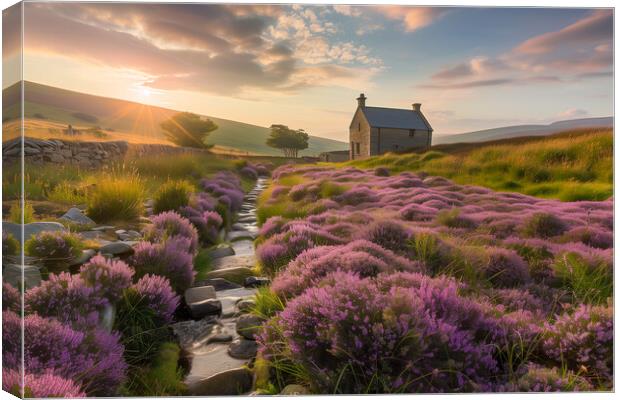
3;311;126;395
361;220;411;254
131;274;180;324
3;282;20;312
143;211;199;254
129;238;195;294
179;205;222;245
482;248;530;288
79;255;134;303
560;226;613;249
334;186;379;205
522;212;568;238
24;231;84;270
25;272;108;327
200;172;244;212
3;369;86;398
240;165;258;180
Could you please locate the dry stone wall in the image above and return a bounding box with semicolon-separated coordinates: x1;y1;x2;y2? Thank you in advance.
2;137;208;168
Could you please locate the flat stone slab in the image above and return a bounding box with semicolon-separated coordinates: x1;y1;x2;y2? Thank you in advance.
185;344;251;395
3;222;66;245
194;278;242;291
99;241;134;256
231;240;254;257
185;285;216;304
217;287;258;318
228;338;258;359
212;255;256;271
226;230;255;242
92;225;116;231
70;249;96;267
188;365;253;396
188;299;222;320
60;208;95;225
208;244;235;260
172;316;218;349
206;267;255;287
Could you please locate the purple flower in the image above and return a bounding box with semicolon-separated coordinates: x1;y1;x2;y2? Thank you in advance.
143;211;199;254
3;282;20;313
79;255;134;303
132;274;180;324
3;369;86;398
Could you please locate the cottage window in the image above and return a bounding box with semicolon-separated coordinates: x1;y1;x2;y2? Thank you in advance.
409;129;415;137
358;122;361;131
356;142;361;154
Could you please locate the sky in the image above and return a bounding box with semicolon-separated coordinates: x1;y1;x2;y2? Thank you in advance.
3;3;614;140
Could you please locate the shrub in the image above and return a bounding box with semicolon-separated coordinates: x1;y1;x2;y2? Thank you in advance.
2;232;19;257
24;231;84;272
153;180;194;214
559;226;613;249
3;369;86;398
3;282;20;312
115;275;179;365
361;220;411;254
143;211;199;254
482;248;530;288
25;272;108;327
79;255;134;303
121;342;186;396
522;212;567;238
86;175;145;223
9;201;34;224
406;231;453;275
179;207;222;245
552;252;612;305
542;304;612;387
436;208;477;229
374;167;390;176
240;166;258;180
334;187;379;206
3;311;126;396
129;238;195;294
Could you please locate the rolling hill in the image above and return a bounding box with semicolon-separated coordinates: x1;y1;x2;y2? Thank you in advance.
2;81;348;156
433;117;613;145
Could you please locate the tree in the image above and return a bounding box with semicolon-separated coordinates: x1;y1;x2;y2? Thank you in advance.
266;124;310;158
160;112;217;149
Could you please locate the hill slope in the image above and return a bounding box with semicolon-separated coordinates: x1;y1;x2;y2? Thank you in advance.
2;81;348;156
347;128;612;202
433;117;613;145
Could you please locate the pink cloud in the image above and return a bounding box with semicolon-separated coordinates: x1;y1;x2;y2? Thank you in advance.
375;6;450;32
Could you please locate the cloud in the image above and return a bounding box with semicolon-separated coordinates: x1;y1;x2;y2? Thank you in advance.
432;57;508;80
332;5;362;17
558;108;589;119
421;76;561;89
375;6;450;32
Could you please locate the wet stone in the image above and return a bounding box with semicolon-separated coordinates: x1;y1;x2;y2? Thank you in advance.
187;365;253;396
185;285;216;304
189;299;222;319
244;276;271;288
99;241;134;256
60;208;95;225
228;338;258;359
208;243;235;259
194;278;242;291
236;314;263;340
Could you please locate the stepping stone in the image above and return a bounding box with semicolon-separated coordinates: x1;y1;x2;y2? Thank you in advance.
228;338;258;359
188;299;222;320
208;244;235;260
244;276;270;288
226;230;255;242
212;255;255;271
3;222;66;245
60;208;95;225
172;316;218;349
92;225;115;231
217;287;258;318
206;267;255;287
3;264;41;290
236;299;256;313
231;223;247;231
188;365;252;396
236;314;263;340
185;285;216;304
237;216;256;224
99;241;134;256
231;240;254;257
194;278;242;291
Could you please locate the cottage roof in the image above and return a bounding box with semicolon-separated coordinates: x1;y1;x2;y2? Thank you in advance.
361;106;433;131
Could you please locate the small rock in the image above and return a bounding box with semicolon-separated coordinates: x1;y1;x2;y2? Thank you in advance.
189;367;253;396
189;299;222;319
244;276;271;288
3;221;66;245
3;264;42;290
206;267;255;285
60;208;95;225
115;229;127;235
92;225;115;231
228;338;258;359
69;249;96;266
208;244;235;259
185;285;216;304
212;255;255;271
236;314;263;340
99;241;134;256
172;317;218;349
236;299;256;313
194;278;242;291
280;384;311;395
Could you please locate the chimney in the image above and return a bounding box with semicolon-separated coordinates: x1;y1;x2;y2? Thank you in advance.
357;93;367;108
412;103;421;112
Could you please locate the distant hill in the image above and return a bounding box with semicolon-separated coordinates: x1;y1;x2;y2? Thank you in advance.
433;117;613;145
2;81;348;156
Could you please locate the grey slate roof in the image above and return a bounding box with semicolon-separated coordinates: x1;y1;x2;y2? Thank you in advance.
361;106;432;130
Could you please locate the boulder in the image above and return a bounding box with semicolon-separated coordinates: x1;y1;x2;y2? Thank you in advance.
206;267;255;286
236;314;263;340
99;241;134;256
60;208;95;225
188;367;252;396
70;249;97;266
3;221;66;245
189;299;222;319
228;338;258;359
185;285;216;304
208;244;235;260
3;264;42;290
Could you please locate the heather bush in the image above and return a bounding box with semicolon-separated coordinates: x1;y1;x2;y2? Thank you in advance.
542;304;612;387
523;212;567;238
153;180;194;214
3;282;20;312
482;248;530;288
501;364;592;392
2;231;19;257
552;252;612;304
115;275;179;365
79;255;134;303
24;231;84;272
3;311;126;395
129;238;195;294
143;211;199;254
240;165;259;180
361;220;411;254
406;231;453;275
179;204;222;245
436;208;477;229
559;226;613;249
3;369;86;398
334;187;379;205
25;272;108;326
505;239;555;282
374;167;390;176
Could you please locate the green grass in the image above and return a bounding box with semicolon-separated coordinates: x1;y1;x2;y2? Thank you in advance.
153;180;194;214
86;172;145;223
553;252;612;305
193;248;213;281
346;128;612;201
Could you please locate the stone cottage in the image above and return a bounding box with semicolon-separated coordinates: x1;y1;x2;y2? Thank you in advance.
349;93;433;160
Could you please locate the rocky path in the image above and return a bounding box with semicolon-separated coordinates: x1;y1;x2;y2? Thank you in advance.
173;177;269;396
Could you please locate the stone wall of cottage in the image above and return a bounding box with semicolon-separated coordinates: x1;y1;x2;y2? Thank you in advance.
2;137;209;169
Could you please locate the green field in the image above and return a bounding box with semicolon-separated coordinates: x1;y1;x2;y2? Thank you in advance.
346;128;613;201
